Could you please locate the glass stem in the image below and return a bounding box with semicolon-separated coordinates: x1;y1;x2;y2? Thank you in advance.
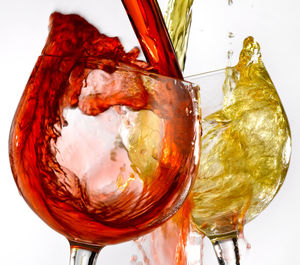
212;237;240;265
69;242;103;265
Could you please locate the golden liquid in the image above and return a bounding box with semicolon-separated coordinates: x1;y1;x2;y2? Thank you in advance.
164;0;194;70
192;37;291;241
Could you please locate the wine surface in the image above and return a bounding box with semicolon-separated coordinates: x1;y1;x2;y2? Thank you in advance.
192;37;291;240
9;13;198;246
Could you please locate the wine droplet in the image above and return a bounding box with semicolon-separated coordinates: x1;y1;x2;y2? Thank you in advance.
227;31;235;66
200;233;205;265
228;32;235;38
238;231;252;250
131;255;138;264
227;49;234;66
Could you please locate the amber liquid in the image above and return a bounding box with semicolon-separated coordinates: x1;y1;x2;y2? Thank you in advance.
9;13;197;247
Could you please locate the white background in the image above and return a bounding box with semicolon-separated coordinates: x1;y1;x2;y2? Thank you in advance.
1;0;299;264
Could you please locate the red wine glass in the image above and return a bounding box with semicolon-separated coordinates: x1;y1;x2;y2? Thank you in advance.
9;56;200;265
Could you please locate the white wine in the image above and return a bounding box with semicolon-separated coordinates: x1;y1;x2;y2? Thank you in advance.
192;37;291;241
164;0;194;70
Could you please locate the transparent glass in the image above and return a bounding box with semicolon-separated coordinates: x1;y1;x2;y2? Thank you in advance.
191;66;290;264
9;56;200;264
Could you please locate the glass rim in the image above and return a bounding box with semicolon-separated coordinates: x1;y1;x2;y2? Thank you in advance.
38;54;200;86
185;68;226;81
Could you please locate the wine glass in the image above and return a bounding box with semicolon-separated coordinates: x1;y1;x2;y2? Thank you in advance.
188;37;291;265
9;52;200;265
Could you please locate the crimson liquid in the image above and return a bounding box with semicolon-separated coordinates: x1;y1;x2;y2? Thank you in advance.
9;13;198;247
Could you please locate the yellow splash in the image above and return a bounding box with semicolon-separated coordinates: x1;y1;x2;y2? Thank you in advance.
192;37;291;241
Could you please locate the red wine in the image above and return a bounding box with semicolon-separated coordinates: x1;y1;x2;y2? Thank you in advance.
9;13;197;247
121;0;183;79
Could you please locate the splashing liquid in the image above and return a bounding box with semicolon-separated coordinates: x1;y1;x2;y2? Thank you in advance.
164;0;194;71
192;36;291;241
9;12;198;247
133;198;199;265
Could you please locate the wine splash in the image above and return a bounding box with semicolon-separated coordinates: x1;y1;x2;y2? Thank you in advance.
9;12;198;247
192;36;291;241
132;198;198;265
